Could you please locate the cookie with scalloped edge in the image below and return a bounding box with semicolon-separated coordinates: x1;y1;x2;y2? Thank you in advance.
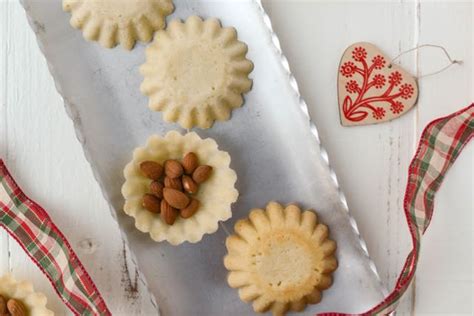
140;16;254;129
121;131;238;245
63;0;174;50
0;274;54;316
224;202;338;316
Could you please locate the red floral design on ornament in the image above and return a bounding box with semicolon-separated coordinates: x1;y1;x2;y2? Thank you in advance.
345;80;359;94
341;47;414;123
372;55;386;69
352;46;367;61
340;61;358;78
390;101;404;114
399;83;414;99
373;74;386;89
388;71;403;86
372;107;386;120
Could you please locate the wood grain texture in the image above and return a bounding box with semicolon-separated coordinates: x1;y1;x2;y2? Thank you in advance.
0;1;156;315
1;0;472;315
0;0;10;277
415;1;473;314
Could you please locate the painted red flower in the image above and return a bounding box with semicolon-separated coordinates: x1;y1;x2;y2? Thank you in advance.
372;107;386;120
372;55;386;69
340;61;357;78
373;74;386;89
352;47;367;61
388;71;403;86
390;101;404;114
399;83;414;99
345;80;359;94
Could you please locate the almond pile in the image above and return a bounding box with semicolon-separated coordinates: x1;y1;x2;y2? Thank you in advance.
140;152;213;225
0;295;27;316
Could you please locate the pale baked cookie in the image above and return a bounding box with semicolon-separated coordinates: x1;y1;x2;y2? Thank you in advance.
140;16;254;129
122;131;238;245
0;274;54;316
224;202;338;316
62;0;174;50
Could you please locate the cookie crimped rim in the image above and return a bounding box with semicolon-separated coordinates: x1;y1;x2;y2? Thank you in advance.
140;15;254;129
122;131;238;245
62;0;174;50
224;202;337;315
0;274;54;316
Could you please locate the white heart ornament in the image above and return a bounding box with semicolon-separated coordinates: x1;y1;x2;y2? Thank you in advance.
338;42;419;126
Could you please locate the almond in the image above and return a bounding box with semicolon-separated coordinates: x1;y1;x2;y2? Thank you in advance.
0;295;6;314
182;175;199;194
7;299;26;316
180;198;200;218
150;181;164;199
161;200;178;225
182;152;199;174
142;194;161;213
140;161;163;180
164;176;183;191
163;188;190;209
192;165;213;183
164;160;184;179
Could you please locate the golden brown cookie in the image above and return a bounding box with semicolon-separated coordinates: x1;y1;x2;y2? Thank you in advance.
224;202;337;316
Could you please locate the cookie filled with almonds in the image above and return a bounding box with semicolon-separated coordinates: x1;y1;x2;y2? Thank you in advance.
122;131;238;245
0;274;54;316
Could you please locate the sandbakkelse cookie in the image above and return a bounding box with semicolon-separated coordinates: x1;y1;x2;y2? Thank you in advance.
121;131;238;245
140;16;254;129
224;202;337;316
63;0;174;50
0;274;54;316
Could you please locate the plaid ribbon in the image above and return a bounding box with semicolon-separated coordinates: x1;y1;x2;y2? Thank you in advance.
0;161;110;315
320;103;474;316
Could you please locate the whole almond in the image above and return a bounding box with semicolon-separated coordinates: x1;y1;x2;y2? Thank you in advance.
161;199;178;225
182;152;199;174
142;194;161;213
182;175;199;194
180;198;200;218
163;188;190;209
7;299;26;316
164;160;184;179
140;161;163;180
0;295;6;314
192;165;213;183
150;181;164;199
164;176;183;191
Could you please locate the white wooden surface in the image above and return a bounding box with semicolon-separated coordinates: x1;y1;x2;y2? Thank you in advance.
0;0;472;315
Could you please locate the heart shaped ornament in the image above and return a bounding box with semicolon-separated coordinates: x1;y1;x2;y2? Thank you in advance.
338;42;418;126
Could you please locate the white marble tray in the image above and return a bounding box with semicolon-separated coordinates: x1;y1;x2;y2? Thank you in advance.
21;0;386;314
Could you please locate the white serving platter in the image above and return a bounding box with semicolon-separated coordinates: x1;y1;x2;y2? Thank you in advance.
21;0;386;314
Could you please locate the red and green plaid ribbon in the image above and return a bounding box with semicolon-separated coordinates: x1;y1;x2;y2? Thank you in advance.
0;161;110;315
321;103;474;316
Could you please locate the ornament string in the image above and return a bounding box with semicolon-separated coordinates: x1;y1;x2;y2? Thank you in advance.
388;44;462;78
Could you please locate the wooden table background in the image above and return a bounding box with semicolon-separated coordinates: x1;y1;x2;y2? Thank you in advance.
0;0;472;315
